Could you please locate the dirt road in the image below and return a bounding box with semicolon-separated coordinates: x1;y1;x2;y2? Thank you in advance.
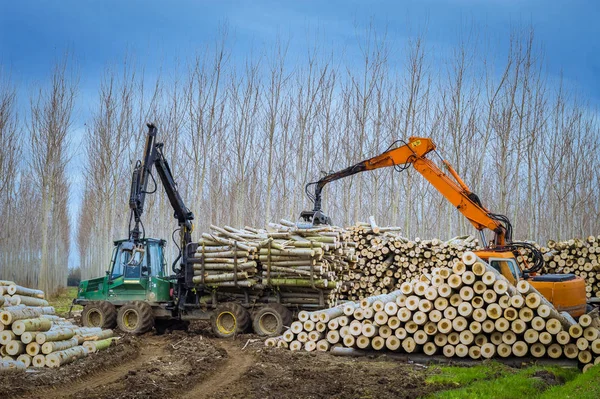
1;324;437;399
182;339;255;399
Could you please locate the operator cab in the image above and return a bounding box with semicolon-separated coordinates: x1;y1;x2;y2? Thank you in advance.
110;239;167;280
488;258;521;286
474;250;521;286
76;238;172;306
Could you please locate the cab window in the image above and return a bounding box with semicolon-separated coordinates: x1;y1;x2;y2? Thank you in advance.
489;258;520;283
148;243;164;277
124;250;143;278
111;247;125;278
121;245;146;278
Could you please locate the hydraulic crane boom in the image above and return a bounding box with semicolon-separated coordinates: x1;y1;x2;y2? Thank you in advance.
302;137;509;247
128;123;194;249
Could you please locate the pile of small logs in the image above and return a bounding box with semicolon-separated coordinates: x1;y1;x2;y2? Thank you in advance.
512;236;600;299
191;221;357;308
271;251;600;371
542;237;600;299
0;281;116;370
0;282;49;307
339;219;478;300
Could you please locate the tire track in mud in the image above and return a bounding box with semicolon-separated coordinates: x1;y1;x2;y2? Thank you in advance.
31;336;167;399
181;340;254;399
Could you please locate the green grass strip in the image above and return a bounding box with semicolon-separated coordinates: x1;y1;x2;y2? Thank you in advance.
539;364;600;399
425;363;580;399
48;286;80;315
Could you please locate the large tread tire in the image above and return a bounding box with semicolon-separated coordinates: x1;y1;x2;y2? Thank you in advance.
155;319;190;335
252;306;286;337
210;303;250;338
82;301;117;329
267;303;293;327
117;301;155;334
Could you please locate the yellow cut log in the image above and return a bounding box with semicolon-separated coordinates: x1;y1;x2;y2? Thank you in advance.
16;354;31;368
0;330;16;345
74;329;114;344
42;337;79;354
12;318;52;335
26;342;41;356
21;331;41;344
32;354;45;367
0;306;55;325
6;285;45;299
45;346;88;368
6;341;25;356
36;328;75;344
9;295;49;307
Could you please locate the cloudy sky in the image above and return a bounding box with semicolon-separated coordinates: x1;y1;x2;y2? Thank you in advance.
1;0;598;266
2;1;598;99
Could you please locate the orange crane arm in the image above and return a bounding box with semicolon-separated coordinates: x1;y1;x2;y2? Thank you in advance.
302;137;507;246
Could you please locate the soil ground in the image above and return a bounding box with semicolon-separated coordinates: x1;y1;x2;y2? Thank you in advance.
2;321;597;399
0;322;438;399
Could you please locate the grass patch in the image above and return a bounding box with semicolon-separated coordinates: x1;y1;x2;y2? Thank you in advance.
426;361;509;387
425;363;580;399
540;364;600;399
48;286;80;315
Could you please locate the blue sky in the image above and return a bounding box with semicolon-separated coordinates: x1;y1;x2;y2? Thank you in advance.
1;0;599;267
2;1;599;98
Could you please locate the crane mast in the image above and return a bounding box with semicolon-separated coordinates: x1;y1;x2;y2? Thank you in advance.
128;124;194;257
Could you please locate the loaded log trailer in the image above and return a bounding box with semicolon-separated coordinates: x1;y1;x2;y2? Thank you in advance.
73;124;327;337
300;136;590;318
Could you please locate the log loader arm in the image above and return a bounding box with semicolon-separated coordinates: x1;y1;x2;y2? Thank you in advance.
128;123;194;268
301;137;510;247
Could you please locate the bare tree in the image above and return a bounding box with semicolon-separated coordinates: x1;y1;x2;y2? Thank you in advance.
28;57;77;294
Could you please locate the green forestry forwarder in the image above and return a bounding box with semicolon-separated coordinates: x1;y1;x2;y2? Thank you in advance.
72;124;295;337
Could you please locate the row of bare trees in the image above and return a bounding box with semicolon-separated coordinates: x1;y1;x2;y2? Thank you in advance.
0;60;75;294
1;26;600;290
76;27;600;280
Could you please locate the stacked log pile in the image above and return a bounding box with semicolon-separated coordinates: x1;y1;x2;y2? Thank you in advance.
340;221;478;301
542;237;600;299
0;281;116;370
340;223;600;303
512;236;600;299
191;221;357;308
271;251;600;370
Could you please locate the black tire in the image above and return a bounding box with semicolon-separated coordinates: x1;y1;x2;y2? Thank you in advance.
155;319;190;335
82;301;117;329
267;303;293;327
117;301;155;334
252;307;286;337
210;303;250;338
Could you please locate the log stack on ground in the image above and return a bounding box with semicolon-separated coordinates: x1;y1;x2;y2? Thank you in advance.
339;224;600;304
339;223;478;301
0;283;117;370
273;251;600;371
533;236;600;300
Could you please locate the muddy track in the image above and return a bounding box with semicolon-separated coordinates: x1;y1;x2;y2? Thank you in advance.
182;340;254;399
4;331;437;399
28;337;167;399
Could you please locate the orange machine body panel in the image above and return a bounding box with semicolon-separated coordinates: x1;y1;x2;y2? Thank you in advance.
529;279;587;317
475;250;587;318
